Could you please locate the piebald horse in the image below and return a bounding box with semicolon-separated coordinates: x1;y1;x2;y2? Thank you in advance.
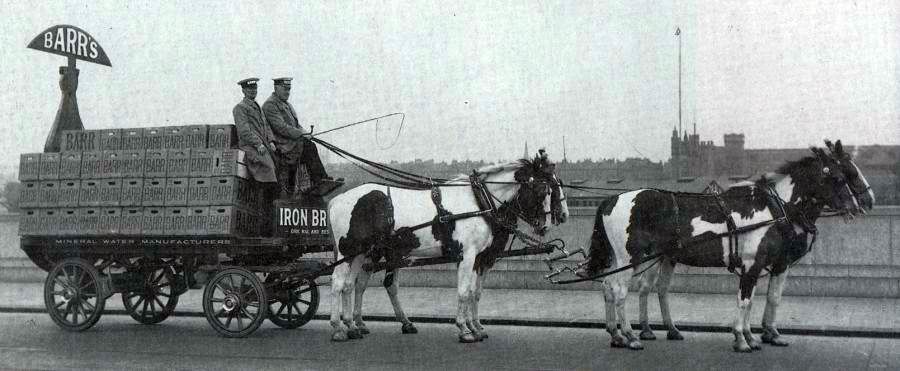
328;153;567;342
635;140;875;347
587;146;863;352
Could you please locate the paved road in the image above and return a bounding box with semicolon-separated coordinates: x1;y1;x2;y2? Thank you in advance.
0;312;897;370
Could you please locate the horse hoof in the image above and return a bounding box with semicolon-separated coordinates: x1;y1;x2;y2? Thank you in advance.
401;323;418;334
331;331;349;342
762;335;789;347
639;329;657;341
610;336;627;348
627;340;644;350
473;331;488;342
459;333;478;343
358;326;370;335
347;329;364;340
667;330;684;341
733;343;752;353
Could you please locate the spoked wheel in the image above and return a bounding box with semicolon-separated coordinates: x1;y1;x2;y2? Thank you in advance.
121;260;179;325
44;258;106;332
202;268;268;338
266;274;320;329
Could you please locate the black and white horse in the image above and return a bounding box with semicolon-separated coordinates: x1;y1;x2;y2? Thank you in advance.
587;146;865;352
634;139;875;348
328;153;568;342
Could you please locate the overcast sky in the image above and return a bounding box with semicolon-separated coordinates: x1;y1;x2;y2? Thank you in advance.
0;0;897;175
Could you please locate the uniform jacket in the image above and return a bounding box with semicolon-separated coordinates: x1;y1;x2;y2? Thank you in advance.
262;94;307;160
233;97;277;183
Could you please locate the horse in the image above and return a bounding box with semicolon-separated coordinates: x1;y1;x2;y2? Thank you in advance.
328;152;567;343
634;139;876;346
346;159;570;339
586;146;864;352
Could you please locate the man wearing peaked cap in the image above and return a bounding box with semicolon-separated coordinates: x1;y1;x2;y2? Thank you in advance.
263;77;342;197
233;77;279;233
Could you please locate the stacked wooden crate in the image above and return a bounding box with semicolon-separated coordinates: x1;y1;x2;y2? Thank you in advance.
18;125;265;237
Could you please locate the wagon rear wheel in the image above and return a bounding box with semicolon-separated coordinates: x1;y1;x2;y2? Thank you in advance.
122;260;179;325
44;258;106;332
266;275;319;329
202;268;268;338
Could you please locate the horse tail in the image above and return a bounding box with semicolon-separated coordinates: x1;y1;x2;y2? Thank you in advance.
587;197;616;274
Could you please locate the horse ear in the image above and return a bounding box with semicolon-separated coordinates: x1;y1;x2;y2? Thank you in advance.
835;140;844;155
824;139;834;153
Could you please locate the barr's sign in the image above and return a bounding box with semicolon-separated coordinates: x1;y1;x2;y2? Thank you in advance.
27;25;111;67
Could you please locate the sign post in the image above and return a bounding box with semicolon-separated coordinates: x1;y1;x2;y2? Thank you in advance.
27;25;111;152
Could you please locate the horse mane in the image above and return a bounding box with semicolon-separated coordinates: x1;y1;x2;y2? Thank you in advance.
775;154;823;180
449;159;531;181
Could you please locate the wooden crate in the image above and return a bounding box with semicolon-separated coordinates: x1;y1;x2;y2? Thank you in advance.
99;151;124;179
189;148;214;177
142;127;166;150
58;152;81;179
208;176;256;208
98;207;121;234
61;130;100;152
78;180;101;207
187;177;211;206
164;178;188;206
120;207;143;235
207;125;236;149
38;181;60;208
99;179;122;206
183;125;208;149
207;206;258;236
211;149;245;177
58;208;79;235
19;181;39;208
99;129;122;151
39;153;60;180
163;126;187;150
77;208;101;235
185;206;209;235
58;180;80;207
121;150;144;178
80;151;102;179
18;209;40;236
121;128;144;151
19;153;41;181
141;207;166;235
164;207;189;235
144;149;167;178
166;149;191;177
142;178;166;206
120;178;143;206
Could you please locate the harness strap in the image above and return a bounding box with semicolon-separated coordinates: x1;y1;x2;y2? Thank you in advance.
669;193;682;250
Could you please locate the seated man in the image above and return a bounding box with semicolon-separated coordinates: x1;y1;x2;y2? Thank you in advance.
262;77;342;197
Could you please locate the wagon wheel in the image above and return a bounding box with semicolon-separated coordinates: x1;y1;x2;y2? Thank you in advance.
121;260;179;325
266;274;320;329
202;268;268;338
43;258;106;332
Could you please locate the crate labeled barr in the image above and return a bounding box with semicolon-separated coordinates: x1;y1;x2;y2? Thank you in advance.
166;149;191;177
99;151;124;178
39;153;60;180
163;126;186;150
207;124;236;149
121;178;143;206
37;209;59;235
207;206;258;236
189;148;214;177
39;181;60;208
99;179;122;206
58;152;81;179
187;177;211;205
211;149;247;177
79;179;101;207
58;180;80;207
98;207;121;235
61;130;100;152
183;125;208;149
142;127;166;150
19;153;41;181
78;208;101;235
18;209;40;236
144;149;167;178
164;178;188;206
99;129;122;151
142;207;166;235
186;206;209;235
80;151;102;179
142;178;166;206
209;176;255;208
121;150;144;178
19;181;39;208
164;207;189;235
120;207;143;235
58;208;79;235
121;128;144;151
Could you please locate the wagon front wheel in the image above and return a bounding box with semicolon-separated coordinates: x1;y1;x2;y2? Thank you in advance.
44;258;106;332
202;268;268;338
122;260;179;325
267;275;320;329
